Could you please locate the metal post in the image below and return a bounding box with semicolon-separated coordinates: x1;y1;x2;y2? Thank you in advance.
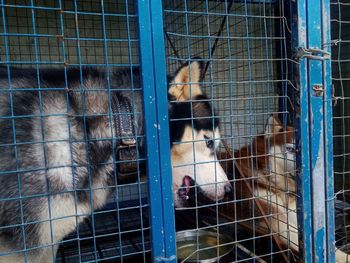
322;0;335;262
293;0;313;262
294;0;335;262
307;0;335;261
137;1;177;262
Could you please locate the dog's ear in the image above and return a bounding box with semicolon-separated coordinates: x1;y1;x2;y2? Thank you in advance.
264;115;282;137
168;58;204;101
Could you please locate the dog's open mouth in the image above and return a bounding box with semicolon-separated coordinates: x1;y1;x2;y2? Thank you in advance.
177;176;217;206
178;176;195;204
177;176;232;207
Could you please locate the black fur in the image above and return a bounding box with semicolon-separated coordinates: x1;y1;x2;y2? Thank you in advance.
168;97;219;145
0;62;219;261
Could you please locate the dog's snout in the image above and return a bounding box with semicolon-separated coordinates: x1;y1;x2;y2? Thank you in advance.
224;183;232;194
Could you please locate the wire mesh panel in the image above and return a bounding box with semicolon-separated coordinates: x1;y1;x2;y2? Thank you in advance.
0;1;152;262
331;0;350;260
163;1;299;262
0;0;344;262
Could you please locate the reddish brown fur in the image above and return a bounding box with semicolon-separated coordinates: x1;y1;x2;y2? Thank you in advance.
217;117;295;222
234;124;294;180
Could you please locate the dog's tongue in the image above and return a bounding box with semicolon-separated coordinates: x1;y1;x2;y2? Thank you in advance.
183;176;191;195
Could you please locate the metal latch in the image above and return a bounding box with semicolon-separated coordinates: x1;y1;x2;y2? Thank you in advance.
312;84;324;96
296;47;330;61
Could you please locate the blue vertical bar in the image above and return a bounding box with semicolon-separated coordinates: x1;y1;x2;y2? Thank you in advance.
137;1;177;262
137;1;164;260
294;0;313;262
294;0;335;261
322;0;335;262
148;1;177;260
307;1;328;262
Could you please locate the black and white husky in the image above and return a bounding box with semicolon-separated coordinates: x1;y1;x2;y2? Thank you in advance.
0;60;230;262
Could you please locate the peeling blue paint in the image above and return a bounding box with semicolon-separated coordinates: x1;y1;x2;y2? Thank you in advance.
294;1;313;262
306;0;334;262
322;0;336;262
154;255;177;262
294;0;335;262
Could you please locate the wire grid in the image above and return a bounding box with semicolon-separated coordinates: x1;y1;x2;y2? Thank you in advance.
0;0;150;262
164;0;297;262
331;0;350;258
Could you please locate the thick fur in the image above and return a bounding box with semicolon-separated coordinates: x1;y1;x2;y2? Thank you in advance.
0;62;229;262
235;115;348;262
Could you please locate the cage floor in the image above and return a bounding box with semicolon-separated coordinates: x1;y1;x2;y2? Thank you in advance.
55;200;294;262
56;200;150;263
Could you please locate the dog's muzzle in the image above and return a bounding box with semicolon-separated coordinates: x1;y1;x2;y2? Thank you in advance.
177;176;232;206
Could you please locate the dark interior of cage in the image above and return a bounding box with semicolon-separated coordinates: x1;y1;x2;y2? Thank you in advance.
331;1;350;254
2;1;349;262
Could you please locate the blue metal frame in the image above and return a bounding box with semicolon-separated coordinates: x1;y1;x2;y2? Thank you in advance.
307;1;327;261
295;0;335;262
137;1;177;262
307;1;335;262
322;0;335;262
293;0;313;262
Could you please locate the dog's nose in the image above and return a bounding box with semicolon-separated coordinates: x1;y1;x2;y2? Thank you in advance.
224;183;232;193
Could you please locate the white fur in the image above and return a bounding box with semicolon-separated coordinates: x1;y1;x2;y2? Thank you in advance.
44;115;73;188
256;134;348;262
256;183;348;262
171;126;228;207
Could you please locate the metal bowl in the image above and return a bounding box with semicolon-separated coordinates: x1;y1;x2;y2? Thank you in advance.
176;230;234;262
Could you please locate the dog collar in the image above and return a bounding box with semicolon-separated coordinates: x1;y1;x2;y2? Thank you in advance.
111;94;136;146
111;94;138;183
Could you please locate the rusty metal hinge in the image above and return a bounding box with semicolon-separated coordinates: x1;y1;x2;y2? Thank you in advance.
296;47;330;61
312;84;324;96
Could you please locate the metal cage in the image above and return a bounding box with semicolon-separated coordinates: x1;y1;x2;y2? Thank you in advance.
0;0;346;263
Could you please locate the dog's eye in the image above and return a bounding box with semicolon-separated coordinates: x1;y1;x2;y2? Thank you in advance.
286;145;295;153
204;135;214;149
